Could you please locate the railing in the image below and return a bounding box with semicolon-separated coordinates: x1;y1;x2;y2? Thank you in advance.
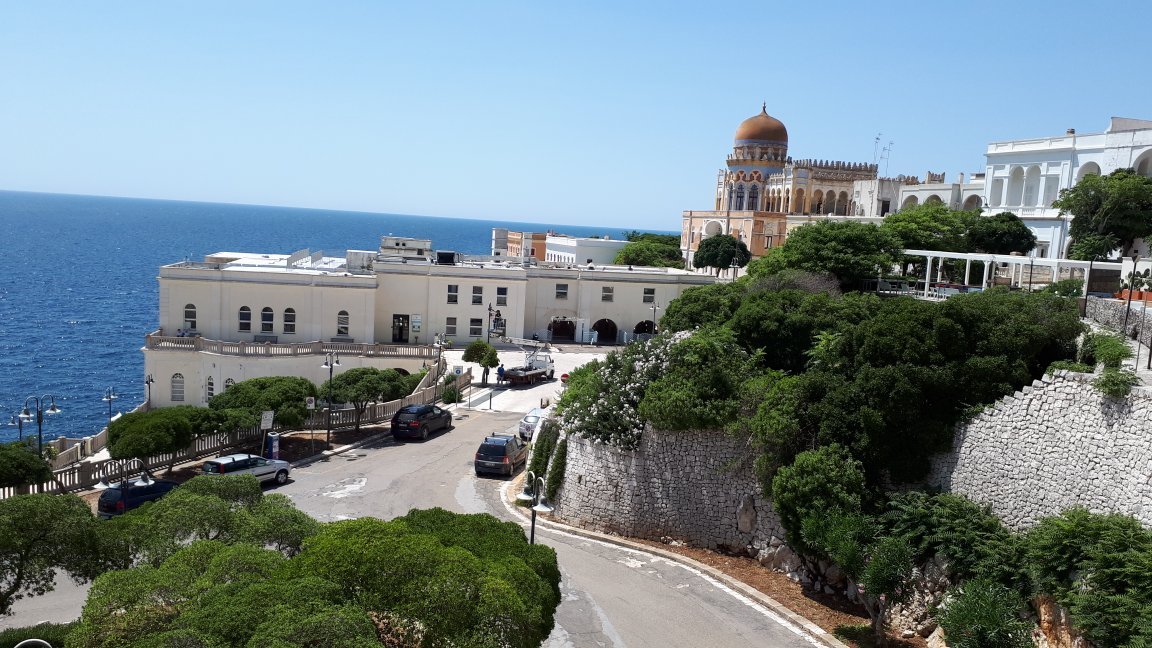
0;369;472;500
144;332;438;359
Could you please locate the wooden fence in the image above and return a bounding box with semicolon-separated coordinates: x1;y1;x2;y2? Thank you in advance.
0;369;471;500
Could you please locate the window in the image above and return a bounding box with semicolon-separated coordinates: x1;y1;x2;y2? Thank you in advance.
447;284;459;304
337;310;350;337
238;306;251;332
556;283;568;299
446;317;457;336
283;308;296;334
643;288;655;303
261;307;274;333
602;287;614;302
206;377;215;399
184;304;197;331
472;286;483;305
748;185;759;210
469;318;483;337
224;378;235;390
496;286;508;306
171;373;185;402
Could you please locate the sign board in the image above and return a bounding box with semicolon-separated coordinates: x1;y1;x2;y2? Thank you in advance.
305;396;316;410
560;373;570;384
260;410;274;431
411;314;422;333
266;433;280;460
453;365;463;376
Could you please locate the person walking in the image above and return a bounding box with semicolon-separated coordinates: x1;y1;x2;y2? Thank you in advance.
497;364;505;384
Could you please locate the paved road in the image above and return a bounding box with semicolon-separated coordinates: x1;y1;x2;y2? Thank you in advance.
2;348;823;646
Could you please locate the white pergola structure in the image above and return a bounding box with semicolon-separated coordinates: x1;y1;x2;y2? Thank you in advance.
904;249;1123;300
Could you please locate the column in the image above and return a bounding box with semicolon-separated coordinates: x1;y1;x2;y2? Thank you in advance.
923;256;933;298
964;259;972;286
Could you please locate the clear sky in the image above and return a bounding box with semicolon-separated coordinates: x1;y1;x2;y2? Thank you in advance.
2;1;1150;230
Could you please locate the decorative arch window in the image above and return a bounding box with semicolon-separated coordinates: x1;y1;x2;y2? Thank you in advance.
224;378;235;390
337;310;350;337
735;186;745;210
261;307;274;333
206;376;215;399
238;306;252;332
171;373;185;402
748;185;759;211
283;308;296;334
184;304;197;331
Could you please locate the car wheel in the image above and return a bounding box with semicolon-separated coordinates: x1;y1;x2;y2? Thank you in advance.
420;425;429;441
275;470;289;485
548;370;555;380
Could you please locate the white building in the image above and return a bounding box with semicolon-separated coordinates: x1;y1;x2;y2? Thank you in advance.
143;236;716;407
543;235;629;265
896;172;986;213
981;117;1152;258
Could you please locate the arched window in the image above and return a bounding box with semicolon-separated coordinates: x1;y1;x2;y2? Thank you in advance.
283;308;296;334
261;307;274;333
206;377;215;400
171;373;185;402
238;306;251;332
337;310;350;337
224;378;235;389
748;185;759;211
735;186;745;210
184;304;197;331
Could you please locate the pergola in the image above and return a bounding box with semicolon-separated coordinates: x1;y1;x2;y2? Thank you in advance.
904;249;1123;299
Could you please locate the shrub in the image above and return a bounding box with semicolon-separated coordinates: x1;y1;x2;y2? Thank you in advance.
545;440;567;501
1093;368;1139;398
1090;332;1132;369
1045;360;1094;375
936;578;1031;648
0;621;78;648
527;419;561;479
440;386;460;404
771;445;866;557
1043;278;1084;298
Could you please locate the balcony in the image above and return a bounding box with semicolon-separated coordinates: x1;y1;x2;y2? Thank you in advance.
144;331;436;359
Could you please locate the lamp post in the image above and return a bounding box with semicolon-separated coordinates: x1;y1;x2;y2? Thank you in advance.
515;471;554;545
19;396;61;458
321;352;340;447
144;374;154;410
94;457;153;490
102;387;119;425
650;302;660;335
1124;253;1140;333
1027;252;1035;292
7;414;24;442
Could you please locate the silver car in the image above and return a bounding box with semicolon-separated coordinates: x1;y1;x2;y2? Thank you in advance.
518;408;549;441
201;453;291;485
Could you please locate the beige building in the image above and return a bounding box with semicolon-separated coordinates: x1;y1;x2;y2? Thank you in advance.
144;237;715;407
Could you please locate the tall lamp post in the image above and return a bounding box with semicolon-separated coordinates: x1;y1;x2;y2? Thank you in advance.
102;387;119;425
7;414;24;442
516;471;554;545
1124;253;1140;333
94;457;153;490
144;374;154;410
321;352;340;447
20;396;61;457
650;302;660;335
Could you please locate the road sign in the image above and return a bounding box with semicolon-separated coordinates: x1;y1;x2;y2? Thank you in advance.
260;410;274;431
305;396;316;410
454;365;463;375
560;373;569;384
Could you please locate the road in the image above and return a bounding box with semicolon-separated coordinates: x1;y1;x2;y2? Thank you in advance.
2;347;824;646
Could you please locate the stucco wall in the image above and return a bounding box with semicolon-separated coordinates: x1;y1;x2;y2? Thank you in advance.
928;370;1152;530
552;428;783;553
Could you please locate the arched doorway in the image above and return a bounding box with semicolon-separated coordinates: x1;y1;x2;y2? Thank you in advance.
902;195;919;209
390;368;411;376
548;317;576;342
591;319;618;345
962;195;983;210
634;320;656;335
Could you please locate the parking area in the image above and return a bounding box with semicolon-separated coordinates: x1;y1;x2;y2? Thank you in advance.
440;345;606;414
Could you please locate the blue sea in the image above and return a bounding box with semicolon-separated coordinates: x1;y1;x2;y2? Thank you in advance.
0;191;672;444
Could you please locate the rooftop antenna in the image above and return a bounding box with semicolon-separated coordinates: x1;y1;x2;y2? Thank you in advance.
872;133;882;165
880;141;894;176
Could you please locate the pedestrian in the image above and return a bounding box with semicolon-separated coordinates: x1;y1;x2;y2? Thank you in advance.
176;328;184;337
497;364;505;384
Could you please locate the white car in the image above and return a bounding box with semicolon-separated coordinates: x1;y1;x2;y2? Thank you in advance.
201;453;291;485
518;408;550;441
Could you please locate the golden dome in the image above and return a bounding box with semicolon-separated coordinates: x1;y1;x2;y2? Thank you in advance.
734;103;788;143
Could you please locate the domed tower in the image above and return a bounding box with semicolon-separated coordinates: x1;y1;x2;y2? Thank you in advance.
717;104;789;211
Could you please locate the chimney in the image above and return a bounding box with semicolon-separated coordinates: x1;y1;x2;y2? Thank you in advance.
958;172;965;184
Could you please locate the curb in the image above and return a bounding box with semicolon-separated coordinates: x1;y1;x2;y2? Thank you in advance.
499;480;851;648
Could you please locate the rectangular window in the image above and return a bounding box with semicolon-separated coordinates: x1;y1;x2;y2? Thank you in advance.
447;284;458;304
469;318;483;337
446;317;457;336
497;286;508;306
337;311;350;337
602;287;614;302
184;304;197;331
556;283;568;300
472;286;483;305
261;308;274;333
643;288;656;303
283;309;296;334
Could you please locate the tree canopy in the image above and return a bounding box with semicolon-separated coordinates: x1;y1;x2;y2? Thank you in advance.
0;440;51;488
965;211;1037;254
693;234;751;275
613;240;684;268
208;376;318;428
320;367;409;430
463;340;499;385
1055;168;1152;256
881;203;974;252
749;221;902;289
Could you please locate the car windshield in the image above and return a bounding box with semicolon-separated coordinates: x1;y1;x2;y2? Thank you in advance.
202;462;222;474
522;416;540;425
398;412;419;421
478;443;507;457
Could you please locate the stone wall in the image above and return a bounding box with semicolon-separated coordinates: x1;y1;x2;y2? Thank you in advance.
1086;294;1151;344
927;370;1152;530
552;428;784;555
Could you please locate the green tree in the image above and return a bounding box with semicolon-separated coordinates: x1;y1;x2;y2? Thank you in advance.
0;440;51;488
320;367;408;431
208;376;318;428
463;340;499;385
770;445;867;557
1055;168;1152;256
0;494;101;616
750;221;901;290
623;231;680;246
660;282;745;332
881;203;974;252
693;234;751;276
936;578;1032;648
614;241;684;268
107;408;196;470
966;211;1037;255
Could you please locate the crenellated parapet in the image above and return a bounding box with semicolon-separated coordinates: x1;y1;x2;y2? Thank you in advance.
788;158;877;181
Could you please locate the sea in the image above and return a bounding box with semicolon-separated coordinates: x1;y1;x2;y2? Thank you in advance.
0;190;673;444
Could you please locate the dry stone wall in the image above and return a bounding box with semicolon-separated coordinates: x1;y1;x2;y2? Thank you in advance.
551;428;784;555
927;370;1152;530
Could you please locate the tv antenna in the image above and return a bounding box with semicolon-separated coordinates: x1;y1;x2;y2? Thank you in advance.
880;141;894;176
873;133;882;165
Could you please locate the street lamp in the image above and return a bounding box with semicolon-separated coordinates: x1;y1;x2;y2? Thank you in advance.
94;457;153;490
19;396;61;458
1124;253;1140;333
650;302;660;335
321;352;341;447
144;374;154;409
516;471;554;545
7;414;24;442
102;387;119;425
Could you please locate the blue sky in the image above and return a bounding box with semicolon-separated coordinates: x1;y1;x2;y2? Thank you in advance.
2;2;1149;230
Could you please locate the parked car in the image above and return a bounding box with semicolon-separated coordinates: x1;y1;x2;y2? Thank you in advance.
518;407;550;441
391;404;453;440
474;434;529;476
201;453;291;485
97;477;180;519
